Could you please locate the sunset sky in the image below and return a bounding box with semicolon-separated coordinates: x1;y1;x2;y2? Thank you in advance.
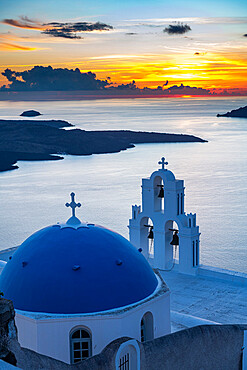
0;0;247;94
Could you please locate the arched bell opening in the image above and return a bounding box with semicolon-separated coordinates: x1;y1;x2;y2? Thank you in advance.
153;176;165;212
140;217;154;259
165;220;179;269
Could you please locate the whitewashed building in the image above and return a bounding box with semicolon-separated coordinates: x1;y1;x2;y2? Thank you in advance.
0;192;170;364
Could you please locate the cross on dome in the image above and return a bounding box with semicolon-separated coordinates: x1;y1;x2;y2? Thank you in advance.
158;157;168;170
66;192;81;218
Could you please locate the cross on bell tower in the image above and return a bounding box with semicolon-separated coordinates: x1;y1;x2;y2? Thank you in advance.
129;158;201;276
158;157;168;170
66;192;81;218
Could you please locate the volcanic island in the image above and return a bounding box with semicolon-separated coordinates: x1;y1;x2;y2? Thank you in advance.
0;119;207;172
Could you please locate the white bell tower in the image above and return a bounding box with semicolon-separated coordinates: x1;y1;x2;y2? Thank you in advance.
128;157;200;275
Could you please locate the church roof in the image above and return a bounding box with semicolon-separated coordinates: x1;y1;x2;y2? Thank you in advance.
0;194;158;314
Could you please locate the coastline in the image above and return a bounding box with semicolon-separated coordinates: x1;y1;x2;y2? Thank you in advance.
0;119;207;172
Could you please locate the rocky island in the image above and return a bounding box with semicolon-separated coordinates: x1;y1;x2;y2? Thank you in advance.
20;110;42;117
0;119;207;172
217;105;247;118
0;119;73;128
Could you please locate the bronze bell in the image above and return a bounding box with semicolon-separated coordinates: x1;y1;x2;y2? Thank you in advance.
170;231;179;246
148;226;154;239
158;185;164;198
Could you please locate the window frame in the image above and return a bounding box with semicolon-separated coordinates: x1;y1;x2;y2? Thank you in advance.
70;328;92;364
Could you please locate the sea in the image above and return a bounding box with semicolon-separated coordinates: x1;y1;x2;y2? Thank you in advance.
0;96;246;273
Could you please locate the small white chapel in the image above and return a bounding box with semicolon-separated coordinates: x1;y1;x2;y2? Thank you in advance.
0;157;204;366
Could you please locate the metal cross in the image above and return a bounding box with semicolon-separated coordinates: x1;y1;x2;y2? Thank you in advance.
158;157;168;170
65;192;81;217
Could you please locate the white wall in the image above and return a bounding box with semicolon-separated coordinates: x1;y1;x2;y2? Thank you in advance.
16;314;38;351
15;291;170;364
129;169;200;275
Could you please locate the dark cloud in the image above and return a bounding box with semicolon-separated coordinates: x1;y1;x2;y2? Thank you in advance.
1;65;217;96
42;29;82;39
1;17;113;39
113;80;137;90
45;21;113;32
2;68;17;81
194;52;207;56
163;23;191;35
2;18;42;29
42;21;113;39
1;66;109;91
165;84;212;95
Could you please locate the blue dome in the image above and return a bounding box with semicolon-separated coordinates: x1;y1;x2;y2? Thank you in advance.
0;223;158;314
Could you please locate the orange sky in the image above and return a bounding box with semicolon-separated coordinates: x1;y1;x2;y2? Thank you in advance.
0;6;247;94
1;53;246;92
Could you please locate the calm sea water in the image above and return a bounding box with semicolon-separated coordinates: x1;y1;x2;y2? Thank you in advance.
0;97;246;273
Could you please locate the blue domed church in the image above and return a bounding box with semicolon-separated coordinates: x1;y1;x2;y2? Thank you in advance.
0;192;171;364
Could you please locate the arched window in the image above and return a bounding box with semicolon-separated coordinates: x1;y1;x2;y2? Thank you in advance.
140;312;154;342
70;328;92;364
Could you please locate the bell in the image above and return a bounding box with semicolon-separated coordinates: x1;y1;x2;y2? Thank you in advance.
148;227;154;239
158;185;164;198
170;231;179;246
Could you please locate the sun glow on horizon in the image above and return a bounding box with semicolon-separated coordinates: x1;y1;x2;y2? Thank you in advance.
0;3;246;95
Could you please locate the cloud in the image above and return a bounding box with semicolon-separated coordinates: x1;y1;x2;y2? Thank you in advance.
42;29;82;39
20;16;37;23
194;52;207;56
1;66;110;91
2;17;113;39
2;18;43;30
90;54;145;59
165;83;212;95
113;80;137;90
42;21;113;39
163;23;191;35
0;42;37;51
128;17;247;25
